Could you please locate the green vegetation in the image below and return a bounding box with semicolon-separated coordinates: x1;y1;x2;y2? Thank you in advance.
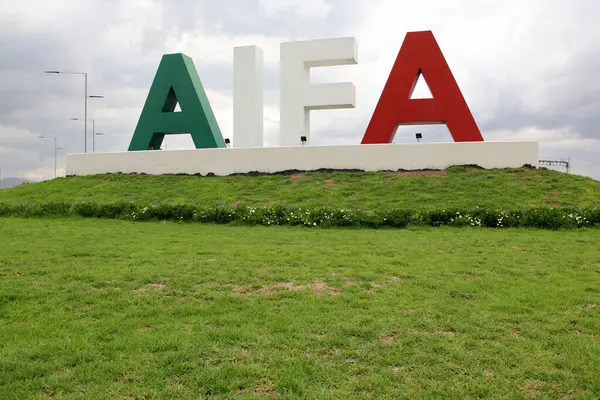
1;218;599;399
1;167;598;210
1;168;598;397
2;201;599;229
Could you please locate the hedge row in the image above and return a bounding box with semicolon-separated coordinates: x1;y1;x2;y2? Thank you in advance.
1;201;599;229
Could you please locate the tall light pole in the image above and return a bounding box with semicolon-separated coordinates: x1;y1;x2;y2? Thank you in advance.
44;71;87;152
71;118;94;152
88;96;104;146
44;71;103;153
38;136;59;179
70;116;104;153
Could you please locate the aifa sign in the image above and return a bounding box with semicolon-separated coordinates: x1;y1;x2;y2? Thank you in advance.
128;31;483;151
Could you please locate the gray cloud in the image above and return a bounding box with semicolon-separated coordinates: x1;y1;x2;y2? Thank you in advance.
0;0;599;181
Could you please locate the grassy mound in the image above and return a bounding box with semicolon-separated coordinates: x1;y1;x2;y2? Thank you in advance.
1;167;598;210
1;219;599;398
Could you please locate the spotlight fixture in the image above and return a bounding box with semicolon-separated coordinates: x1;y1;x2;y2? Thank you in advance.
415;133;422;143
224;138;231;147
300;136;307;145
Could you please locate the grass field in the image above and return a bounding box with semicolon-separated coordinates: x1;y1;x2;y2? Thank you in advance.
1;218;599;399
1;167;599;210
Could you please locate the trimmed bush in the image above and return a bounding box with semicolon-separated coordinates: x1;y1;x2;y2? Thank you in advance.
0;201;598;230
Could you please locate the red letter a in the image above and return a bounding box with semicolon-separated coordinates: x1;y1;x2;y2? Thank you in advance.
361;31;483;144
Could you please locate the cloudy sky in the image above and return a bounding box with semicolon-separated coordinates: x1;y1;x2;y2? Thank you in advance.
1;0;599;180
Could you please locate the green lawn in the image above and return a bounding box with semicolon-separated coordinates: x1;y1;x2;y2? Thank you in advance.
1;218;599;399
1;167;598;210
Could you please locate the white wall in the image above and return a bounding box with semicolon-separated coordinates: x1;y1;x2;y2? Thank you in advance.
233;46;264;148
66;141;538;176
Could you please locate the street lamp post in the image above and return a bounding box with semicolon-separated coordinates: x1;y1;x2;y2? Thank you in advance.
45;71;103;153
70;117;104;153
45;71;88;152
88;95;103;153
38;136;59;179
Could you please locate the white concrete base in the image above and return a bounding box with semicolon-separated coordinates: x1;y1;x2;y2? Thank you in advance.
66;141;539;176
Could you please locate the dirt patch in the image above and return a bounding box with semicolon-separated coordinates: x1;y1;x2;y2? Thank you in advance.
117;374;135;384
149;282;168;289
585;304;598;309
232;285;255;296
312;280;327;295
365;281;387;293
484;368;494;377
290;174;310;184
314;348;337;359
134;282;168;294
233;281;341;296
136;326;152;333
274;282;307;291
319;179;336;188
232;200;245;206
378;336;396;344
547;202;560;208
523;379;545;396
408;330;456;336
313;280;341;296
235;379;277;398
552;190;561;197
515;179;531;184
261;282;307;295
386;170;448;178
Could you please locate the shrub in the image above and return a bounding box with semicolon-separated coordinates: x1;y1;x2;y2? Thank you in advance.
0;201;598;230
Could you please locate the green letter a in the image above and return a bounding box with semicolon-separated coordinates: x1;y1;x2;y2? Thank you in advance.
128;53;226;151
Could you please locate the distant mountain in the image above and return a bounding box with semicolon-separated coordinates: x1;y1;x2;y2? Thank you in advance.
0;177;35;189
